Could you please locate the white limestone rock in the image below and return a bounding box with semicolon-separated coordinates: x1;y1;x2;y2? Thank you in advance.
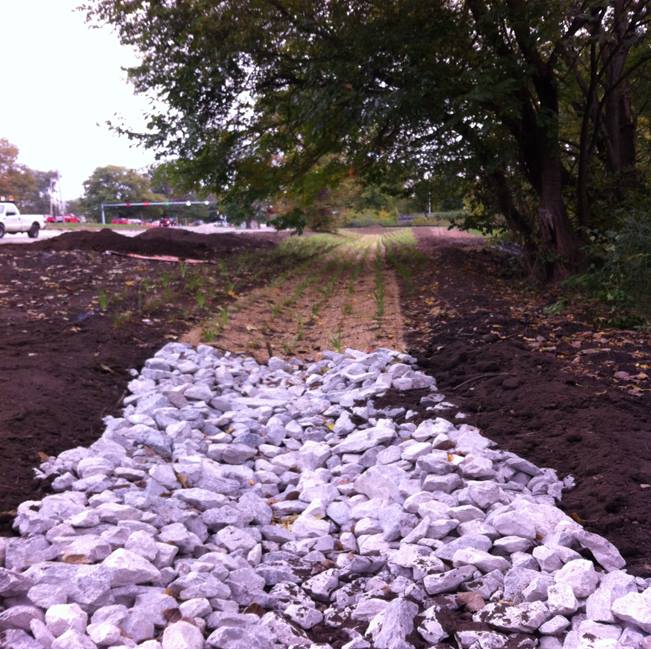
366;598;418;649
539;615;570;635
284;603;323;629
490;511;537;539
611;589;651;633
417;606;447;644
45;603;88;637
452;548;511;573
86;621;122;645
333;421;395;454
0;606;44;632
585;570;637;623
50;629;98;649
546;581;579;616
475;600;551;632
553;559;600;599
456;630;510;649
424;566;476;595
101;549;161;587
303;569;339;602
161;621;204;649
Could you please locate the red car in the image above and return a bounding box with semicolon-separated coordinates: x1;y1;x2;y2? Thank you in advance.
63;214;80;223
111;217;129;225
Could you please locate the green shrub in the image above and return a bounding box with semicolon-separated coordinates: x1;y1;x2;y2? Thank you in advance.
569;213;651;325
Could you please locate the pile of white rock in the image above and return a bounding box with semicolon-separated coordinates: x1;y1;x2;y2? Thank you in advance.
0;344;649;649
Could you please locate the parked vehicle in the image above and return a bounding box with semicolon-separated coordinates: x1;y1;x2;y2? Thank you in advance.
63;214;81;223
111;217;129;225
0;202;45;238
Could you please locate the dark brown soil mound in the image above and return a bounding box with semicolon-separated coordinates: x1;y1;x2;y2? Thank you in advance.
22;227;282;259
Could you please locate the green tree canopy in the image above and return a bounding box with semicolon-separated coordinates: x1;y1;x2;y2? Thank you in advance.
0;138;59;213
81;165;163;221
85;0;651;278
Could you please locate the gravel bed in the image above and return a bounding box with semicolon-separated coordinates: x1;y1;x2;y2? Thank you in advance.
0;344;649;649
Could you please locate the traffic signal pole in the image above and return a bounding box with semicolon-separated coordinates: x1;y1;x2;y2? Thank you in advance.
99;200;212;224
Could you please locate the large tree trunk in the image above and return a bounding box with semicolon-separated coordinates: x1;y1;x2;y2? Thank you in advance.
602;0;637;185
537;155;579;280
488;170;536;262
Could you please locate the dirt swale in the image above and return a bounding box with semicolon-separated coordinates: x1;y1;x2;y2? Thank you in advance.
192;232;406;360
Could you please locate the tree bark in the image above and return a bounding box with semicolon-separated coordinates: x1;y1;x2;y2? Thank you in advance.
537;155;579;280
602;0;637;183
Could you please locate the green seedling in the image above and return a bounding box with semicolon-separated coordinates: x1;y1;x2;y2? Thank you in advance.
97;290;110;311
330;330;343;353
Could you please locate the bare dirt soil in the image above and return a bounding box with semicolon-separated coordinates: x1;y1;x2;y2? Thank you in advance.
0;228;285;532
385;227;651;576
196;232;405;360
0;225;649;578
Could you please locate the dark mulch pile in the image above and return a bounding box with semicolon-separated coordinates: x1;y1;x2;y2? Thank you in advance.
392;229;651;577
15;227;283;259
0;230;284;533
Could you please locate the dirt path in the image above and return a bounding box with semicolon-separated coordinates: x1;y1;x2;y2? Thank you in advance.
186;232;406;360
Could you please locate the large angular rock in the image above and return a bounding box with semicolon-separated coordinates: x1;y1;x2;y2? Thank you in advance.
0;568;32;596
611;589;651;633
0;629;45;649
452;548;510;573
553;559;600;599
546;581;579;616
417;606;447;644
0;606;43;632
101;548;161;587
367;597;418;649
284;603;323;629
423;566;476;595
490;511;536;539
45;603;88;637
585;570;636;623
574;528;626;572
162;621;204;649
475;601;551;632
333;421;395;454
354;465;407;502
216;526;258;552
456;630;510;649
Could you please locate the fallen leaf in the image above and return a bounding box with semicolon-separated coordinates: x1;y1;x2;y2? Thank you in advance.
62;554;90;564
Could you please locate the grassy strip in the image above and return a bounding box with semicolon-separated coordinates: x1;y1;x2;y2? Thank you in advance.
383;229;428;295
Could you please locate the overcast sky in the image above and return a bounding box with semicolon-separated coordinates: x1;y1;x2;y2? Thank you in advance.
0;0;156;200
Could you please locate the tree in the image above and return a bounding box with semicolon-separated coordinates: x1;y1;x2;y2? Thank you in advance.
80;165;163;221
85;1;651;278
0;138;59;213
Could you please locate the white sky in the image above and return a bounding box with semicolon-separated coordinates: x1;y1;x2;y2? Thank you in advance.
0;0;156;200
